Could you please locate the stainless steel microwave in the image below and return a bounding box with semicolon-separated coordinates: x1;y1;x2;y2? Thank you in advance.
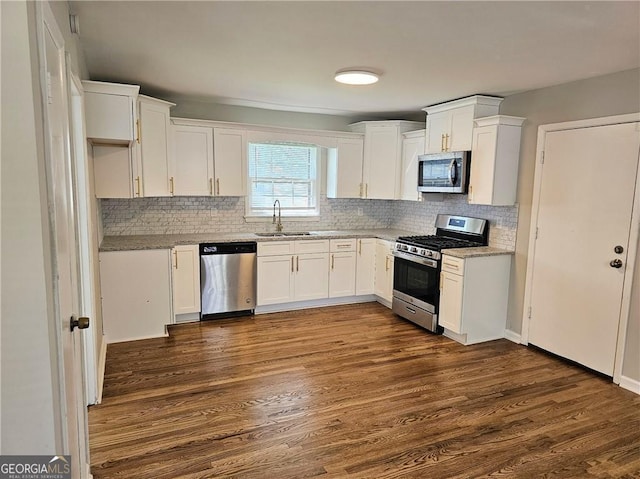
417;151;470;193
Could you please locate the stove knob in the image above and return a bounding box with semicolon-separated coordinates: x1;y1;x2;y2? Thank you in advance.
419;249;426;256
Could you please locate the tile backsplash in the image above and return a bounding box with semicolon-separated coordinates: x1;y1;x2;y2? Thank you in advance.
101;194;518;250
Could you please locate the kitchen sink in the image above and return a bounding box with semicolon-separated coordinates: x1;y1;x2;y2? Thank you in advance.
255;232;314;237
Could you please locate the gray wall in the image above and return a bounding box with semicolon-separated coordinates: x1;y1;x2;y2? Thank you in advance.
500;68;640;380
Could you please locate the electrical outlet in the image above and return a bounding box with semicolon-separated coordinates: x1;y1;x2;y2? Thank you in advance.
357;207;363;216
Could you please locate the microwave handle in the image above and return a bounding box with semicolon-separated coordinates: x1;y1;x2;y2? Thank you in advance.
448;159;458;186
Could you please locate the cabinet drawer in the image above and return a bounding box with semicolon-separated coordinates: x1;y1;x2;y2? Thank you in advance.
257;241;293;257
330;238;356;252
441;255;465;275
294;240;330;254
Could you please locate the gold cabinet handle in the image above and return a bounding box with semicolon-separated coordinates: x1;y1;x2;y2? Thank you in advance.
440;274;443;290
441;133;445;152
291;256;294;273
136;119;141;144
296;256;299;272
169;176;174;195
365;183;368;198
445;133;450;151
469;184;473;201
359;183;363;198
216;178;220;195
358;239;362;255
331;254;335;270
173;250;178;269
209;178;214;195
135;176;141;197
385;256;389;271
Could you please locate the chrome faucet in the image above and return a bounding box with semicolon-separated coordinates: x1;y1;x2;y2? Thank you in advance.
273;199;283;232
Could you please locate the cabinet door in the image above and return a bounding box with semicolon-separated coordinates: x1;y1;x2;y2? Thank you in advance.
139;99;172;197
329;252;356;298
213;128;246;196
257;255;294;305
326;137;364;198
363;125;399;199
84;92;134;144
294;253;329;301
439;270;464;333
326;137;364;199
172;125;214;196
92;145;134;198
374;240;393;300
99;250;172;343
426;112;450;153
355;238;376;295
469;124;498;205
401;134;425;201
172;245;201;315
449;105;475;152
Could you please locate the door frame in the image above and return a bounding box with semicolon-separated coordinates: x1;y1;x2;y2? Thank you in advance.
522;113;640;384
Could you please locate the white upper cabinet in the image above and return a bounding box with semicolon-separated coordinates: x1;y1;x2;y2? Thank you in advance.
137;95;175;197
469;115;525;206
350;121;423;200
213;128;246;196
423;95;503;154
171;124;214;196
400;130;426;202
82;80;139;145
326;137;365;199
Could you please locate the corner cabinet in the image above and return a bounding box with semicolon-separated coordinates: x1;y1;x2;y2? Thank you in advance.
469;115;525;206
349;121;423;200
438;253;511;345
355;238;376;295
400;130;426;202
423;95;502;154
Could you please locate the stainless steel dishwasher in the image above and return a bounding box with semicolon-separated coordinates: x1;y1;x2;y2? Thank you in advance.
200;242;257;319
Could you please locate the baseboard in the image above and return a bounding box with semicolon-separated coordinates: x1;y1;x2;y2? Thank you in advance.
504;329;522;344
255;295;376;314
96;336;107;404
619;375;640;395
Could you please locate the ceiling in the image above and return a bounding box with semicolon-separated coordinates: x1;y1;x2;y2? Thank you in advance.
70;1;640;118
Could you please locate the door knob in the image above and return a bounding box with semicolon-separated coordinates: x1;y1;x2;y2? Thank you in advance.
614;245;624;254
609;259;623;269
70;316;90;331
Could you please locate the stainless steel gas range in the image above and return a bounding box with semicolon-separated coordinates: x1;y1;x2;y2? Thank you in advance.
392;214;489;333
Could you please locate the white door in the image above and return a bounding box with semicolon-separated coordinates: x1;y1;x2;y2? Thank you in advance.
364;125;399;199
329;252;356;298
38;3;89;476
214;128;246;196
355;238;376;295
172;125;214;196
528;122;640;376
294;253;329;301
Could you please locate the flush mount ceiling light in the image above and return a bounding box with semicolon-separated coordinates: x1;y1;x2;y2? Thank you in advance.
334;69;379;85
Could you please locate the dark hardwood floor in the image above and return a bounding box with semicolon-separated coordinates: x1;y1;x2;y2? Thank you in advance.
89;302;640;478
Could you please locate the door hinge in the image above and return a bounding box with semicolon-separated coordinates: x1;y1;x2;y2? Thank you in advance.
528;306;532;319
535;227;539;240
540;151;545;164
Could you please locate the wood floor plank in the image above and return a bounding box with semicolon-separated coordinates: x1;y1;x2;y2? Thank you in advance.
89;302;640;478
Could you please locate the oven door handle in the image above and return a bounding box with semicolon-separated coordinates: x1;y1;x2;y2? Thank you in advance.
393;250;438;268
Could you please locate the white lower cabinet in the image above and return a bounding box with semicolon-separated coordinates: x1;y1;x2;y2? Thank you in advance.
329;239;357;298
355;238;376;295
438;254;512;345
172;245;201;316
374;239;394;305
99;249;173;343
257;240;329;306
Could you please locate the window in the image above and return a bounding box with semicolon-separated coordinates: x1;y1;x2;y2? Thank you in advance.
247;142;319;217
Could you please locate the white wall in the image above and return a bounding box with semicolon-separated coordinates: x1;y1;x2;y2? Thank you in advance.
1;0;60;452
